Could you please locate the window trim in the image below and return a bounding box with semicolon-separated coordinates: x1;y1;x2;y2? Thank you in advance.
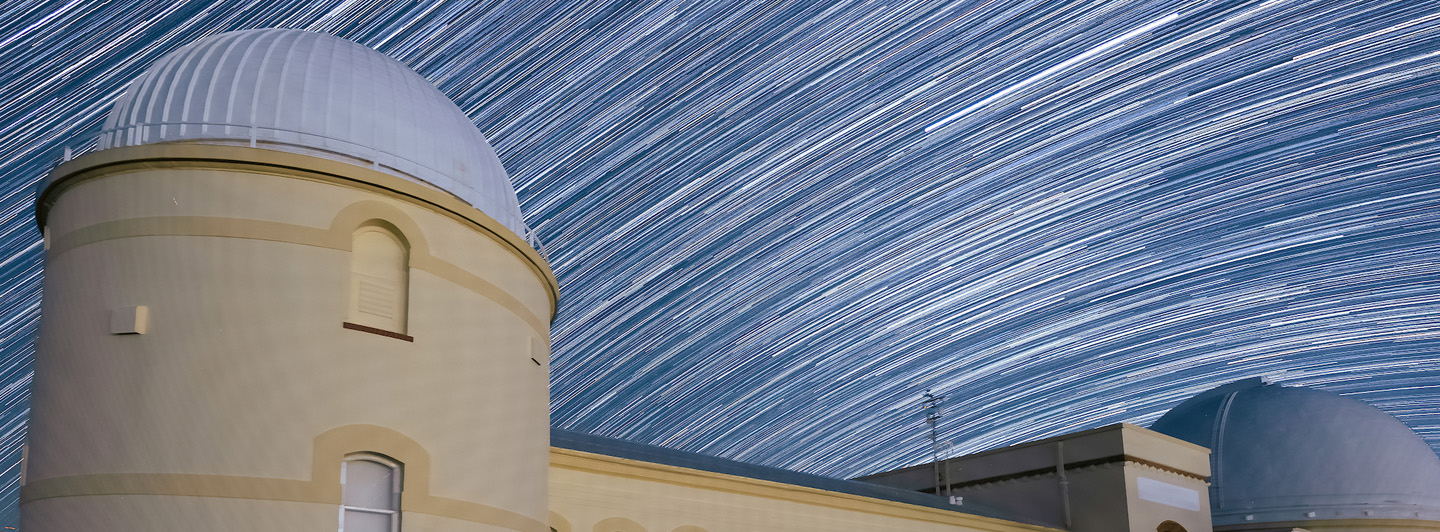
346;222;411;337
340;453;402;532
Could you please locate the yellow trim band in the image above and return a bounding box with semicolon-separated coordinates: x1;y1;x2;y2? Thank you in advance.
38;143;559;319
21;424;549;532
47;215;549;336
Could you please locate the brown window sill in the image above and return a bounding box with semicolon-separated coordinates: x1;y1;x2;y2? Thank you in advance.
342;322;413;342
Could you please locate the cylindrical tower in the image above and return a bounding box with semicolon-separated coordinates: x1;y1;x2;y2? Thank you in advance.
22;29;557;532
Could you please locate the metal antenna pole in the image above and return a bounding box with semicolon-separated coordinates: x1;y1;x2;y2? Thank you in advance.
939;441;956;498
921;390;945;495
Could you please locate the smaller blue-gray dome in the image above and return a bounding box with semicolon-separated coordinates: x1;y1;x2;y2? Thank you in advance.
1151;378;1440;526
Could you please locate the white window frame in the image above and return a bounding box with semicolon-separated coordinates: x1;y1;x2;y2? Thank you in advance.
340;453;402;532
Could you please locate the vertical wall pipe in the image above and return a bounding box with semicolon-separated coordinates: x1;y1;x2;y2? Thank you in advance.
1057;441;1072;529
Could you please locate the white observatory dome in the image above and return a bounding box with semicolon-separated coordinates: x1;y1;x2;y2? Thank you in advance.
99;28;531;239
1151;378;1440;526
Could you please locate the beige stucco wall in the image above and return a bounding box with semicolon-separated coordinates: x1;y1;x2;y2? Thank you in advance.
900;461;1213;532
859;424;1213;532
24;494;528;532
549;448;1060;532
1123;464;1212;532
949;467;1071;528
23;144;556;532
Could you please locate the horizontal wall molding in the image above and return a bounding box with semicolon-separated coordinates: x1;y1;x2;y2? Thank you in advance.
47;214;548;337
21;424;548;532
37;142;559;318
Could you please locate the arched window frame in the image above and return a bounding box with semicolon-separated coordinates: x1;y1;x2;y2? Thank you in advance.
343;221;413;341
340;453;402;532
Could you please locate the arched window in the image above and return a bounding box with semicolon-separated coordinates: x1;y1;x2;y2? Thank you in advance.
592;517;647;532
341;454;401;532
348;223;409;335
1157;520;1187;532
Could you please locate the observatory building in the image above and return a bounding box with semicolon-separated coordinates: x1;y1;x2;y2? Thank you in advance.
866;379;1440;532
20;28;1440;532
1151;378;1440;531
26;28;556;530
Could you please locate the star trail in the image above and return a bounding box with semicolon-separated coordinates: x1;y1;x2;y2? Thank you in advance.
1;0;1439;525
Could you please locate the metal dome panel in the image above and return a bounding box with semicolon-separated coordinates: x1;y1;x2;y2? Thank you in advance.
99;28;531;240
1151;378;1440;526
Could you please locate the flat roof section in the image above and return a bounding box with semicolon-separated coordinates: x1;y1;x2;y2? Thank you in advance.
856;423;1210;490
550;428;1052;528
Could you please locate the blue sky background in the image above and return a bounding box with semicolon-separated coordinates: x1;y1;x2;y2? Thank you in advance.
2;0;1439;526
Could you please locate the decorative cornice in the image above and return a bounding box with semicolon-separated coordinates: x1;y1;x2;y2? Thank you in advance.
943;453;1209;491
38;143;559;319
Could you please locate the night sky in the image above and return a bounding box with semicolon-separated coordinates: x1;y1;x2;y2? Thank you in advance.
2;0;1440;526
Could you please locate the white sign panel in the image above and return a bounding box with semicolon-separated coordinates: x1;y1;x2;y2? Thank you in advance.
1137;476;1201;511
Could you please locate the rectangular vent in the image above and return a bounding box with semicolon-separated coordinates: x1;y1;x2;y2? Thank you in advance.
356;276;396;319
